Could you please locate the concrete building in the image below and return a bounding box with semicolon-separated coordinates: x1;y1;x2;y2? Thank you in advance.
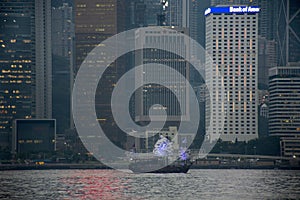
134;27;190;122
12;119;56;154
0;0;52;148
269;63;300;136
205;6;260;141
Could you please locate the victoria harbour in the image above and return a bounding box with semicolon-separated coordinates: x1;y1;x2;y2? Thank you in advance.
1;0;300;199
1;169;300;199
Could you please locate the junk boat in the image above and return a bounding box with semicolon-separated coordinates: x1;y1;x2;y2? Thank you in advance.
129;135;193;173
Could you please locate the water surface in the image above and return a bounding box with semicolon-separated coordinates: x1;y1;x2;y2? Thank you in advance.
0;169;299;199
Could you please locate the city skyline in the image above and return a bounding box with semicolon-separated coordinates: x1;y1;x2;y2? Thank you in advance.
0;1;300;199
0;0;299;158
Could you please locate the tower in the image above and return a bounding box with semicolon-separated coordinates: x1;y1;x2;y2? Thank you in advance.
0;0;52;148
52;3;74;133
134;27;190;123
205;6;260;141
269;63;300;136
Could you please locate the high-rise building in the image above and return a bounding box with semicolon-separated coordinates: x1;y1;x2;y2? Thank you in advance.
52;3;74;58
210;0;279;89
128;0;147;28
74;0;126;145
52;3;74;133
34;0;53;119
256;0;276;40
143;0;162;26
258;36;276;89
165;0;190;28
0;0;52;148
275;0;300;66
134;27;190;122
74;0;126;111
205;6;260;142
269;63;300;136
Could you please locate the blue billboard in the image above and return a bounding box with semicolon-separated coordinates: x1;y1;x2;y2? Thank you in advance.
205;6;260;16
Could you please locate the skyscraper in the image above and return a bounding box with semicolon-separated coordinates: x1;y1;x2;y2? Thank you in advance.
0;0;52;148
34;0;52;119
52;3;74;133
143;0;162;26
166;0;189;28
128;0;147;29
276;0;300;66
74;0;126;145
269;63;300;136
258;36;276;89
205;6;260;142
134;27;190;123
52;3;74;58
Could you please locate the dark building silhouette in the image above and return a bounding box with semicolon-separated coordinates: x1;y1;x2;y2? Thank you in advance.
52;3;74;134
12;119;56;154
74;0;127;146
275;0;300;66
0;0;52;148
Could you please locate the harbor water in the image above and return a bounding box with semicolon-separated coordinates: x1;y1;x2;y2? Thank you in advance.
0;169;300;199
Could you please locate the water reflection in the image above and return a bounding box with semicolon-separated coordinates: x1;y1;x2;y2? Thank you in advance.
61;170;130;199
0;169;300;199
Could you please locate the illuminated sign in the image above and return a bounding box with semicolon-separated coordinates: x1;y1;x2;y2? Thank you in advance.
205;6;260;16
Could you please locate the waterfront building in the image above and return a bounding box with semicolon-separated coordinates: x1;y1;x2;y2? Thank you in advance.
205;6;260;141
0;0;52;148
12;119;56;154
269;63;300;136
280;135;300;158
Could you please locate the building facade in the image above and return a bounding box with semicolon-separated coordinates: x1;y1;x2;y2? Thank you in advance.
269;63;300;136
12;119;56;154
258;36;276;89
280;135;300;158
275;0;300;66
74;0;127;147
134;27;190;122
0;0;52;148
52;3;74;133
205;6;259;141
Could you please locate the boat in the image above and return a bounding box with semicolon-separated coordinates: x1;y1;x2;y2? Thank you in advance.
129;157;193;173
129;136;193;173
